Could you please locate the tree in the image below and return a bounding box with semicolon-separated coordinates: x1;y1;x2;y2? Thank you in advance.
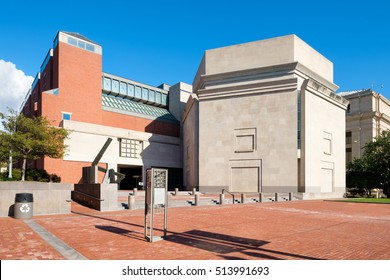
0;109;69;181
346;130;390;196
0;137;9;162
346;158;377;196
364;130;390;195
0;137;9;172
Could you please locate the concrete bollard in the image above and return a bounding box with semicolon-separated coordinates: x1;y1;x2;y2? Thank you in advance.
128;194;136;210
192;187;197;195
133;188;138;196
195;193;200;206
175;188;179;196
289;192;293;201
220;193;225;205
259;193;264;202
275;193;279;202
241;193;246;204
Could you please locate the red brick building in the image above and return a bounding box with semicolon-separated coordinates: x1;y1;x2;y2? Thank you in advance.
20;32;190;189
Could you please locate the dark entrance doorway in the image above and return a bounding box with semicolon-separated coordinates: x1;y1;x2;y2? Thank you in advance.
118;165;143;190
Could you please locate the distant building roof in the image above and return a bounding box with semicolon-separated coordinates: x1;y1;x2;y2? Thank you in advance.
338;89;373;98
61;31;99;45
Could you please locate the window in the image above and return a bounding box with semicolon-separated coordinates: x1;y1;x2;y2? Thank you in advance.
120;138;142;158
86;43;95;52
161;94;167;106
62;112;72;121
77;40;86;49
120;82;127;95
135;86;142;99
346;131;352;145
103;77;111;91
112;80;119;93
346;148;352;164
68;37;77;46
155;91;162;104
128;84;135;97
142;88;149;100
149;90;155;102
66;35;96;53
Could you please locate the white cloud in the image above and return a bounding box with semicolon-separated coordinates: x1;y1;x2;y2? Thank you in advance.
0;59;34;114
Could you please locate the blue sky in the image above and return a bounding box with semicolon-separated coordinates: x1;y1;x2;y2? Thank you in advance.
1;0;390;112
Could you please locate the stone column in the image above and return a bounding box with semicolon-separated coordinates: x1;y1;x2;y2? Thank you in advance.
128;194;136;210
241;193;246;204
220;193;225;205
259;193;264;202
195;193;200;206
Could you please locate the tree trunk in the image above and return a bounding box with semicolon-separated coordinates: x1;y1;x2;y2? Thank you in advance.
22;157;27;181
8;150;12;179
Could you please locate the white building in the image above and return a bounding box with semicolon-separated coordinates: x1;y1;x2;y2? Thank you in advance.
183;35;349;198
340;89;390;164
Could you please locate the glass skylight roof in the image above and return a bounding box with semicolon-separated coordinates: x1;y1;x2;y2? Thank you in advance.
102;94;178;123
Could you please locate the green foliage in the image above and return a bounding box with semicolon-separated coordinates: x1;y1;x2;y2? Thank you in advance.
0;168;21;181
346;158;377;193
0;144;8;163
0;129;10;163
0;168;61;182
25;168;50;182
347;130;390;196
342;198;390;204
0;109;69;181
50;173;61;183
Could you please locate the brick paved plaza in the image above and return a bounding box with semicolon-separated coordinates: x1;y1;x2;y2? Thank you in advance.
1;200;390;260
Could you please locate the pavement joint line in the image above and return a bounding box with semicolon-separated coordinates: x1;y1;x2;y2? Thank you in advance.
24;219;88;260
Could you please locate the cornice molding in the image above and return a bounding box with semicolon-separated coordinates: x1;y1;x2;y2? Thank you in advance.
301;79;349;109
197;77;298;101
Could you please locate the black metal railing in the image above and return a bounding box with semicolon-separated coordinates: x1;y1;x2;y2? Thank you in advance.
222;189;236;204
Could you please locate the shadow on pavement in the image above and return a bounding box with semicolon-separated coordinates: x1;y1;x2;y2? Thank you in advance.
95;225;145;241
167;230;323;260
73;209;323;260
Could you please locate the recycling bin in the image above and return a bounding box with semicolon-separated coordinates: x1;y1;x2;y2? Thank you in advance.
14;193;34;219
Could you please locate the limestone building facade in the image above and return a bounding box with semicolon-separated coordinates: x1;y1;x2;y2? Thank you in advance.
183;35;349;197
340;89;390;164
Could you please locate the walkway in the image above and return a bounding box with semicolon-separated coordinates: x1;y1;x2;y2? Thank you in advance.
1;200;390;260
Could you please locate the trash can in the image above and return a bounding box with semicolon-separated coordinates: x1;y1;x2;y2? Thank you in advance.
14;193;33;219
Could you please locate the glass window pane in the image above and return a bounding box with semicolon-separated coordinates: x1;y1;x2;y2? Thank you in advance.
86;43;95;52
155;91;161;104
68;37;77;46
135;86;142;99
78;40;86;49
128;84;135;97
120;82;127;94
149;90;155;102
142;88;148;100
103;77;111;91
112;80;119;93
161;94;167;106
